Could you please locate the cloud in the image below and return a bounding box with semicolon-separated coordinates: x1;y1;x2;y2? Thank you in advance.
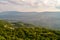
0;0;57;7
0;0;60;12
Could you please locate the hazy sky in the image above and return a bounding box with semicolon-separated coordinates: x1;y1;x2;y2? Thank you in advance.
0;0;60;12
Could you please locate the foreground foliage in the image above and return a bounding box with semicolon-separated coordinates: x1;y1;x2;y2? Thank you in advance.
0;20;60;40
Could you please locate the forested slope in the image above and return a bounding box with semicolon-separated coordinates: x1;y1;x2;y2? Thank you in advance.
0;20;60;40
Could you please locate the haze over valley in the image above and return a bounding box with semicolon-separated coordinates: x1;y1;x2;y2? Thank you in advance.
0;11;60;29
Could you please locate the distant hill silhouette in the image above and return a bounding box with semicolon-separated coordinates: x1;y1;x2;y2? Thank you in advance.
0;11;60;29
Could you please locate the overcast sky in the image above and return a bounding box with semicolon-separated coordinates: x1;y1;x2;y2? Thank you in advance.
0;0;60;12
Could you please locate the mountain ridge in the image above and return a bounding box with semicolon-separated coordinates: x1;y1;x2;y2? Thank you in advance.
0;11;60;29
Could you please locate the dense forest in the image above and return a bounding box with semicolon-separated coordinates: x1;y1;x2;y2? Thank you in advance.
0;20;60;40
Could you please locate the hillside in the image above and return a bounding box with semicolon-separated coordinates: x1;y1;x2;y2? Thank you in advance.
0;20;60;40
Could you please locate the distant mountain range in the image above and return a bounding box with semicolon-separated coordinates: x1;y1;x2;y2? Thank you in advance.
0;11;60;29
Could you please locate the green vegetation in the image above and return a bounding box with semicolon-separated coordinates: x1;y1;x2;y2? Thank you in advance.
0;20;60;40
